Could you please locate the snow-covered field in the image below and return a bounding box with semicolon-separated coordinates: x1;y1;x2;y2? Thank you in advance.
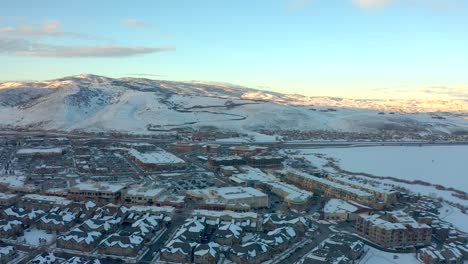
288;145;468;231
294;145;468;191
0;175;26;188
438;203;468;233
1;74;468;134
19;228;55;246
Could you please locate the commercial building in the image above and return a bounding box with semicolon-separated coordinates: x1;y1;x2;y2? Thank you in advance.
16;147;64;157
168;142;199;153
127;148;186;171
323;199;371;221
228;146;268;157
207;156;246;168
68;182;126;203
187;187;268;209
247;155;284;168
123;186;164;205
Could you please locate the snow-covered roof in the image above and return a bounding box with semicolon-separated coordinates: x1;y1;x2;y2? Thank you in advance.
212;186;267;200
128;148;185;164
22;194;71;205
0;220;21;232
0;192;17;199
324;199;359;214
126;187;164;197
192;209;257;220
0;246;14;257
288;169;372;197
17;147;63;155
58;227;101;244
71;182;125;193
267;181;313;203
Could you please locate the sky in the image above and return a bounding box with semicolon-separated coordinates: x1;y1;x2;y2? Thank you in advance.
0;0;467;99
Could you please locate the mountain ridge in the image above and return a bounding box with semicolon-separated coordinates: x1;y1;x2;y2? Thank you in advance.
1;74;467;113
0;74;467;135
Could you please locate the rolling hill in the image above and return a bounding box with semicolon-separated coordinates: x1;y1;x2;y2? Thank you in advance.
0;74;467;135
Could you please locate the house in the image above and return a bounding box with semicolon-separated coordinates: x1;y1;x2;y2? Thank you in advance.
263;213;309;234
192;210;258;232
214;223;242;245
258;226;297;252
175;218;206;243
30;252;60;264
302;248;351;264
323;233;365;261
2;206;45;225
81;214;122;235
160;239;193;263
56;227;101;252
419;244;466;264
0;246;16;264
228;241;271;264
98;231;144;257
194;242;220;264
0;193;18;206
0;220;22;238
37;207;81;232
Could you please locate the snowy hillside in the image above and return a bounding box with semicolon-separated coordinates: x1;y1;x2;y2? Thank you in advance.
0;74;468;134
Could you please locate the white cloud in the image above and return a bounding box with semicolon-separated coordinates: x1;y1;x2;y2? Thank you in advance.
122;18;147;27
0;20;105;40
419;86;468;98
0;37;175;57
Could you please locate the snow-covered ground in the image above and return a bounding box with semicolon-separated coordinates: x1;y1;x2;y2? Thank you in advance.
360;246;419;264
438;203;468;233
19;228;55;246
1;74;468;134
292;145;468;191
288;146;468;231
0;175;26;188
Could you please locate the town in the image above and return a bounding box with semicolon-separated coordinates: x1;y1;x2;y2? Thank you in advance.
0;132;466;264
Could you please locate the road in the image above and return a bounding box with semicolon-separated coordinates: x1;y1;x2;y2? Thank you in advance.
1;130;467;148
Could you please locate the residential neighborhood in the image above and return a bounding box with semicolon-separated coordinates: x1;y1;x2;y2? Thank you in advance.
0;133;466;264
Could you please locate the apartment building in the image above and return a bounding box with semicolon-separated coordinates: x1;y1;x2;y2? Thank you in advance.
356;211;432;248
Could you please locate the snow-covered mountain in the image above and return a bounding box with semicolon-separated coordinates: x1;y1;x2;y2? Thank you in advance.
0;74;467;135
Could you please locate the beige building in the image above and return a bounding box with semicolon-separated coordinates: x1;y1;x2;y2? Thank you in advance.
326;175;398;206
68;181;126;204
123;186;164;205
187;187;268;209
287;170;375;206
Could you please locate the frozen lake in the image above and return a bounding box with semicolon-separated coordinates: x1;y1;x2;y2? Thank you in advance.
298;145;468;191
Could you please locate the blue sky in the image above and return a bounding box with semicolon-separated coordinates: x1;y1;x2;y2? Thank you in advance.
1;0;467;99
